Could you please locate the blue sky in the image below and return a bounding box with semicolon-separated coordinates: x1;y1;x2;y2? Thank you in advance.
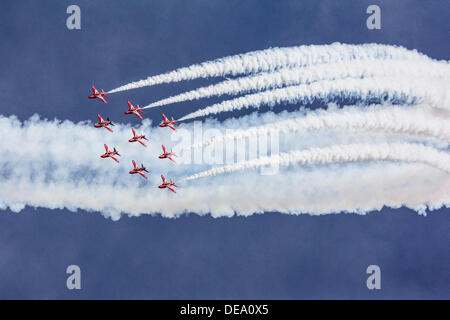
0;0;449;299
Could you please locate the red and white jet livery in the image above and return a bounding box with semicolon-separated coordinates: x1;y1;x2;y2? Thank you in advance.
158;144;177;163
94;114;114;132
158;175;177;193
100;144;120;163
129;160;149;180
159;113;179;131
88;85;109;104
128;128;149;147
124;101;144;120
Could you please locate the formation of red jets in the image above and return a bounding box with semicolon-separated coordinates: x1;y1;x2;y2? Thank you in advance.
89;85;179;193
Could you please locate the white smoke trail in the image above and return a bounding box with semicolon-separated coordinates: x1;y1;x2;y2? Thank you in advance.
108;43;438;94
144;59;450;109
178;76;450;121
180;143;450;182
0;114;449;219
10;43;443;219
186;104;450;150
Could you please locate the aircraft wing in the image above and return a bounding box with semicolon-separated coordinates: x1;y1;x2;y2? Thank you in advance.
162;113;168;122
139;172;148;179
132;160;137;169
162;145;167;153
134;112;143;120
128;101;133;109
167;186;176;193
131;128;136;137
97;114;103;122
168;124;176;131
169;157;176;163
104;144;109;152
111;156;120;163
161;175;166;183
105;126;113;133
138;140;147;147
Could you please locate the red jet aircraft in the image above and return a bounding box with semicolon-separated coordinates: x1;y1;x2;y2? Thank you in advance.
88;85;109;104
159;145;177;163
158;175;178;193
94;114;114;132
128;128;148;147
100;144;120;163
124;101;144;120
159;113;179;131
129;160;149;180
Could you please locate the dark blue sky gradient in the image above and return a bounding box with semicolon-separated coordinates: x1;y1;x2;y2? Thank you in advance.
0;0;449;299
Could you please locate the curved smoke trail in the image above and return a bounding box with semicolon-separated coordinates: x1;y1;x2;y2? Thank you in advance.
181;143;450;182
185;104;450;150
144;59;450;109
178;77;449;121
108;43;438;94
